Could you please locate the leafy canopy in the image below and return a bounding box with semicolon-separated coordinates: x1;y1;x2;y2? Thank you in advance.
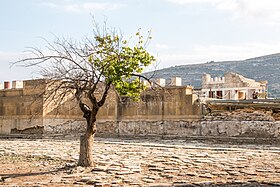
18;26;155;104
89;29;156;98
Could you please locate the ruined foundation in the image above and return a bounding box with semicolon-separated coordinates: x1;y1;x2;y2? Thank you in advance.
0;79;280;143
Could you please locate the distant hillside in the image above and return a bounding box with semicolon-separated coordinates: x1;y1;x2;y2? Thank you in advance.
145;53;280;98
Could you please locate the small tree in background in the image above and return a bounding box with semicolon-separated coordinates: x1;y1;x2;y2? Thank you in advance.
18;22;156;167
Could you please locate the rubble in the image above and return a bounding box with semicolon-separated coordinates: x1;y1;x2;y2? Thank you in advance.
203;108;277;122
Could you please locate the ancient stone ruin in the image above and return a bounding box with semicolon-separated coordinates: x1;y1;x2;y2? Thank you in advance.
0;77;201;136
0;74;280;142
201;72;268;100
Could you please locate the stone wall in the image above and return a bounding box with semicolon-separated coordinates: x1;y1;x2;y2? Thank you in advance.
2;78;278;141
93;120;280;141
94;108;280;140
43;118;86;134
0;80;202;135
0;79;46;134
0;117;43;134
39;105;280;141
91;118;280;140
42;86;202;136
199;121;280;138
118;87;201;121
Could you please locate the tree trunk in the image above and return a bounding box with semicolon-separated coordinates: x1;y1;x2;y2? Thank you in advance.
78;131;95;167
77;101;98;167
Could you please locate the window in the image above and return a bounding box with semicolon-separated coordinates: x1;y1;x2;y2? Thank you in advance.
216;91;223;99
209;91;214;98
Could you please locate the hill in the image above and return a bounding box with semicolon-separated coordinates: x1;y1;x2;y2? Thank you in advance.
145;53;280;98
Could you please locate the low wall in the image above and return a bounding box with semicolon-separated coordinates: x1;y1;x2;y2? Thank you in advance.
199;120;280;138
99;120;280;139
36;107;280;142
43;118;86;134
41;118;280;141
0;117;43;134
0;80;203;135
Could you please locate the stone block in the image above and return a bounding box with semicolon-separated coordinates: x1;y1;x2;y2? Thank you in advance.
119;121;136;136
0;119;11;134
23;79;46;95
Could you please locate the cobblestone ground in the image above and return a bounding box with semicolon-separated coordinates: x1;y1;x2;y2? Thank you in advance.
0;138;280;186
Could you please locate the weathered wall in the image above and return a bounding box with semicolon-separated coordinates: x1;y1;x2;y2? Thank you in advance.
94;108;280;140
0;80;202;135
199;121;280;138
43;119;86;134
119;87;201;121
0;79;46;134
42;87;202;135
39;120;280;142
42;108;280;141
84;120;280;139
3;79;278;141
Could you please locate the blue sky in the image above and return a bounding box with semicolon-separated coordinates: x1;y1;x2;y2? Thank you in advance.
1;0;280;80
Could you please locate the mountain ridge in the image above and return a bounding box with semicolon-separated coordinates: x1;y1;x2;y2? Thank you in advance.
146;53;280;98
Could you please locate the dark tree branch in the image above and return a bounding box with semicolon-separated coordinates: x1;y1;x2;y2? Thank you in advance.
14;17;156;168
98;82;111;107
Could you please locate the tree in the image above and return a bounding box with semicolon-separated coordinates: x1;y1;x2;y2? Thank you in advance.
18;23;156;167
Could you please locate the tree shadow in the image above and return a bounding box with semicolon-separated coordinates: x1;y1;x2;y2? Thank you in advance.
0;163;76;180
166;181;280;187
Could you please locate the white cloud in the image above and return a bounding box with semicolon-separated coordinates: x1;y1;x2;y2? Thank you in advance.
168;0;280;24
156;42;280;68
40;2;126;13
217;0;280;23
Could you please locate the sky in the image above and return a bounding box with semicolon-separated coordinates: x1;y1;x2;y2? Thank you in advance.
1;0;280;80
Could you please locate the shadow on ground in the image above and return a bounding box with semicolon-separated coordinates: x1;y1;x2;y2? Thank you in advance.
158;181;280;187
0;164;75;182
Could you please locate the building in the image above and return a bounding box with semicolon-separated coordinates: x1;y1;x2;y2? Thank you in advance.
0;78;202;135
201;72;268;100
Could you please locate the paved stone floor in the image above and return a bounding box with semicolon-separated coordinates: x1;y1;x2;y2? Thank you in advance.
0;138;280;186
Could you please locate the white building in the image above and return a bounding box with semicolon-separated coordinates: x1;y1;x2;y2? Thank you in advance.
201;72;267;100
